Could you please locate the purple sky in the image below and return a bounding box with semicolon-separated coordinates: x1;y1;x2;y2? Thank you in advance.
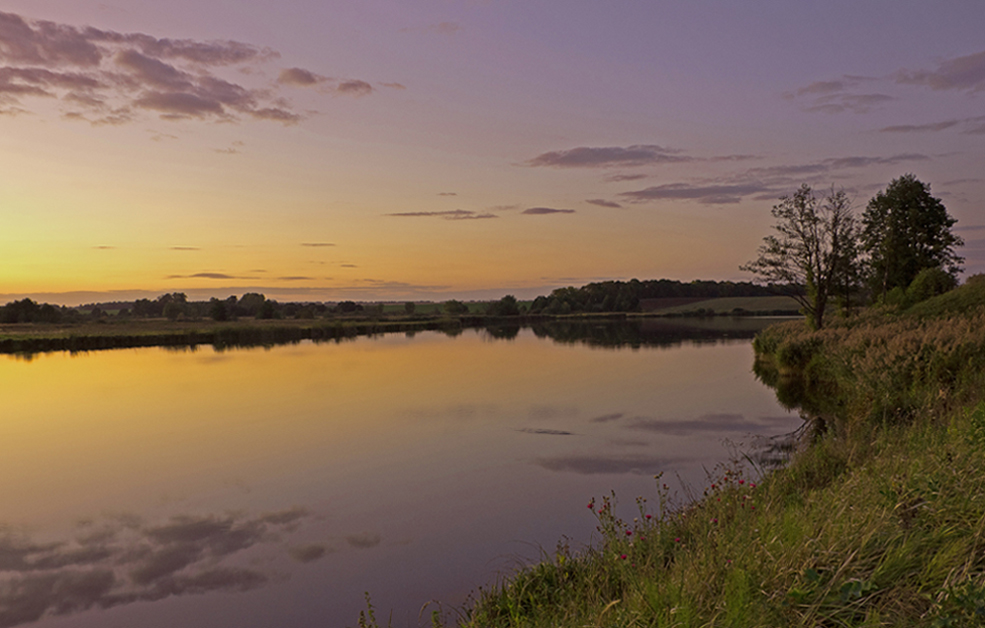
1;0;983;303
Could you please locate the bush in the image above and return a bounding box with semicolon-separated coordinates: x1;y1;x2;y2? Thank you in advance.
906;267;957;305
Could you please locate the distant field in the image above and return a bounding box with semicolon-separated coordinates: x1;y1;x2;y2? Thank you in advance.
644;295;801;315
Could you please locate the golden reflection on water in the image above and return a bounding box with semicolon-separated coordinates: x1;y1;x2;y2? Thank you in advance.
0;328;798;627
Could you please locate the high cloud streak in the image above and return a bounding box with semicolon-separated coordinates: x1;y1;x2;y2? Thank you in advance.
0;11;378;123
526;144;690;168
386;209;496;220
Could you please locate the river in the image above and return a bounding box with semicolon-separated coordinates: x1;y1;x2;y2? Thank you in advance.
0;319;800;628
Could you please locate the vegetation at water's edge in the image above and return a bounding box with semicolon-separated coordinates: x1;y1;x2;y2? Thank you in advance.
407;276;985;628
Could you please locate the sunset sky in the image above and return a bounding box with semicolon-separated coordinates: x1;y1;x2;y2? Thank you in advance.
2;0;983;305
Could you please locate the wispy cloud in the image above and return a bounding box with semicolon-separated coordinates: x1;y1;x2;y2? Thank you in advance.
0;11;384;125
386;209;496;220
301;242;335;247
585;199;622;208
617;153;932;205
526;144;690;168
522;207;575;215
879;120;961;133
620;183;770;205
895;49;985;92
784;75;893;114
169;246;200;251
166;272;245;280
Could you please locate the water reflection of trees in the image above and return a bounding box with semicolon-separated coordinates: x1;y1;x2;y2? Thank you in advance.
519;319;767;349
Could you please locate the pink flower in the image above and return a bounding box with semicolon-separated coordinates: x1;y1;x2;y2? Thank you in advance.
645;514;652;520
712;518;718;524
675;537;681;543
626;530;633;536
620;554;627;560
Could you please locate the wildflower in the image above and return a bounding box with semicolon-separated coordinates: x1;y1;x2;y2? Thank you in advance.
712;518;718;524
620;554;627;560
675;537;681;543
711;484;716;490
626;530;633;536
739;479;744;485
645;514;652;520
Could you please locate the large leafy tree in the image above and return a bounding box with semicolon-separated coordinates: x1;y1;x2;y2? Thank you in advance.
862;174;963;297
741;185;858;330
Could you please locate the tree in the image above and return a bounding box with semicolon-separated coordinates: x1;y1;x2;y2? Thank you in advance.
862;174;963;298
741;185;858;330
486;295;520;316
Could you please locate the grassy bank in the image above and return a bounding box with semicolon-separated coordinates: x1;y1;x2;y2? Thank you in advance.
430;277;985;627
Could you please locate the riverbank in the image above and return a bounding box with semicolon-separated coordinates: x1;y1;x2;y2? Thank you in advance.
437;276;985;627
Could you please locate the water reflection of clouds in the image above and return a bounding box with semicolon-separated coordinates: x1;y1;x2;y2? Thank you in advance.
0;508;380;627
534;454;683;475
627;413;795;436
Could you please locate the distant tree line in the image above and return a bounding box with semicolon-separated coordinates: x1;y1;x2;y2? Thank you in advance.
526;279;783;315
0;299;82;324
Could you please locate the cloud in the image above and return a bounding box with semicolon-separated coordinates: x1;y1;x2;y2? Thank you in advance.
430;22;462;35
619;183;770;205
879;120;961;133
169;246;199;251
522;207;575;215
379;82;406;90
0;509;309;626
437;192;457;196
517;428;575;436
586;199;622;208
526;144;689;168
288;544;332;563
0;11;382;125
590;413;624;423
603;173;648;183
277;67;327;87
301;242;335;247
785;75;893;114
166;272;248;280
345;533;382;549
386;209;496;220
336;80;373;97
896;49;985;92
803;93;895;114
277;276;313;281
617;153;933;205
534;454;679;475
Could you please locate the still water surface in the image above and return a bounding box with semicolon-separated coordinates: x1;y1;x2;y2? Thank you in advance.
0;321;799;627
